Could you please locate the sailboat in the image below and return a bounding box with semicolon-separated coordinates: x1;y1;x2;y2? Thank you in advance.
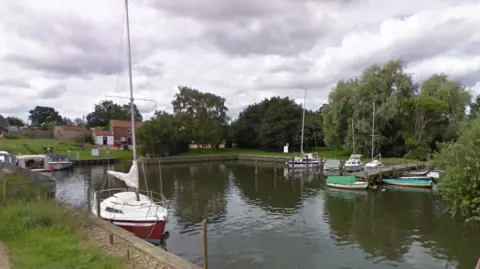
343;119;365;172
92;0;169;246
286;89;324;169
365;102;383;169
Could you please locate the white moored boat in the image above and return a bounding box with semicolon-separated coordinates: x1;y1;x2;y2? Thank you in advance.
47;154;73;171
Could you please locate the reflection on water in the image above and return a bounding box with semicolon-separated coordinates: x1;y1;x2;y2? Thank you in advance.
53;161;479;269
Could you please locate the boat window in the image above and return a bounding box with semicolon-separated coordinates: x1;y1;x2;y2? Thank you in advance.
105;207;123;214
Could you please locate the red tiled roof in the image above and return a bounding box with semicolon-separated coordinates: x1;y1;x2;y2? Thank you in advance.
93;129;113;136
57;125;88;131
109;120;142;128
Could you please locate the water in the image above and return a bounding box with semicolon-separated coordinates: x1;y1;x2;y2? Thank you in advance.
53;161;479;269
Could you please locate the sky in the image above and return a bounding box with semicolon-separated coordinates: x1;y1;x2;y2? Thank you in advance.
1;0;480;122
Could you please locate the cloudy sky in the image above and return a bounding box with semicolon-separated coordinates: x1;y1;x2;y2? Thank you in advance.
1;0;480;122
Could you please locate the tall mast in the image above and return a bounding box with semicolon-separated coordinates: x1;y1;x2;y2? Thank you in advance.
371;102;375;160
125;0;136;161
300;89;307;156
352;118;355;154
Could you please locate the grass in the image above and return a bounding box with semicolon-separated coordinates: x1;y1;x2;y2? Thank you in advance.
0;173;128;269
177;147;420;163
0;138;133;160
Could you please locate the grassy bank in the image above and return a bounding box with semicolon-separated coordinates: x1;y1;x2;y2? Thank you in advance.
0;172;127;269
0;138;132;160
176;147;419;164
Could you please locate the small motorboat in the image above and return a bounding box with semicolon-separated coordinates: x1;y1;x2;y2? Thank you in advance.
286;153;324;169
365;159;383;169
382;178;433;188
343;154;365;172
402;170;429;177
0;151;13;163
47;154;73;171
326;175;369;190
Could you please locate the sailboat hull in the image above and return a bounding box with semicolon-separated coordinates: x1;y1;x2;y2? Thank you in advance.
105;218;167;245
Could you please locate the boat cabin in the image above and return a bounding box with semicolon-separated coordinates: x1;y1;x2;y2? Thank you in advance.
15;155;50;172
0;151;12;163
47;154;70;163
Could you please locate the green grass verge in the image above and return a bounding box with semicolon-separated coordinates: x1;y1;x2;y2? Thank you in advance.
0;173;127;269
0;138;133;160
176;148;420;163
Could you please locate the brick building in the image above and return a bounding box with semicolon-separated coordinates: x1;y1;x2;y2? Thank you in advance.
109;120;143;145
54;125;89;140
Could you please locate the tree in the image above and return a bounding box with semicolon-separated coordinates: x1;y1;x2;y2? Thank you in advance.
136;111;189;157
434;118;480;222
28;106;64;127
259;97;302;150
6;116;24;127
73;117;84;126
86;100;129;127
172;86;229;148
470;95;480;119
122;104;143;122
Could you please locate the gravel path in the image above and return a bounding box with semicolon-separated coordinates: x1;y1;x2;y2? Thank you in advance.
0;241;11;269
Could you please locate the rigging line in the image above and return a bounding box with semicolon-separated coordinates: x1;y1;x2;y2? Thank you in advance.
114;9;126;93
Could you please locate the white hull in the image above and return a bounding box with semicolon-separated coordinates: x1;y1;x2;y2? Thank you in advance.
286;162;322;169
326;181;369;190
343;165;364;172
49;161;73;171
383;181;433;188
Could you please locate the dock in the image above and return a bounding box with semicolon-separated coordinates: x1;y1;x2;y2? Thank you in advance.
353;163;426;183
71;158;118;165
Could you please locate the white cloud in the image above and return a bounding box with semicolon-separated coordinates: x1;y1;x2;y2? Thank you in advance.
0;0;479;122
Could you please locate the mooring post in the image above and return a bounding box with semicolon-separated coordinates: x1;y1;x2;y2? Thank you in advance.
95;191;101;216
274;158;277;178
108;233;114;245
255;158;258;175
2;179;8;206
291;156;295;172
202;220;208;269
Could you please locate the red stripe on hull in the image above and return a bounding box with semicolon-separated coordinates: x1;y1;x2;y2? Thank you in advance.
105;219;167;241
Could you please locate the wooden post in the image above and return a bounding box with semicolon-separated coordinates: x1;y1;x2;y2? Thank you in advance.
291;156;295;172
108;233;114;245
95;191;101;216
255;158;258;175
2;179;7;206
202;220;208;269
273;158;277;179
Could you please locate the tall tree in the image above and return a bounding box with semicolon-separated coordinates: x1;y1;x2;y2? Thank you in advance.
469;95;480;119
86;100;129;127
122;104;143;122
136;110;189;157
28;106;64;127
6;116;24;127
73;117;84;126
172;86;229;148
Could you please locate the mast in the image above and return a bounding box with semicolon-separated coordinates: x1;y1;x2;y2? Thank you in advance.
124;0;140;199
371;102;375;160
300;89;307;156
352;118;355;154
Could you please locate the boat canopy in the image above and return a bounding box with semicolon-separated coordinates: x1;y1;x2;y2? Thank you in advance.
326;176;358;185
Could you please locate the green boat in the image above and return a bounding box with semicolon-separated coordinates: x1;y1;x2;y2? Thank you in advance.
326;176;369;190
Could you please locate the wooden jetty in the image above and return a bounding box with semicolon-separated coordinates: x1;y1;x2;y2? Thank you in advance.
71;158;118;165
353;163;426;184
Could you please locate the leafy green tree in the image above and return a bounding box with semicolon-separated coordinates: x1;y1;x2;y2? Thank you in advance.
6;116;24;127
41;122;55;131
259;97;302;150
172;86;228;148
86;100;138;128
136;111;189;157
469;95;480;119
434;118;480;222
28;106;64;127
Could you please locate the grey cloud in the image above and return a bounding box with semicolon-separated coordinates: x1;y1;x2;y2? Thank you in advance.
38;84;66;99
0;78;30;88
1;4;158;78
134;61;163;77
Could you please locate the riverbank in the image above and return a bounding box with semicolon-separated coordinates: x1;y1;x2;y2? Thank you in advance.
0;138;132;160
169;148;420;164
0;172;127;269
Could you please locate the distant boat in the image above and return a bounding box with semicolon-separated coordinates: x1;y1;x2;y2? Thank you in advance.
326;175;369;190
365;159;383;169
382;178;433;188
0;151;13;163
343;154;365;172
401;170;429;176
47;154;73;171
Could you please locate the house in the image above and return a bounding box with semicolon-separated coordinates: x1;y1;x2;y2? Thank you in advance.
92;129;114;146
109;120;143;145
54;125;89;140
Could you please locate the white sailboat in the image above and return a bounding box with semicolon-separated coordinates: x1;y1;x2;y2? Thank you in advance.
365;102;383;169
286;89;324;169
92;0;169;245
343;119;365;172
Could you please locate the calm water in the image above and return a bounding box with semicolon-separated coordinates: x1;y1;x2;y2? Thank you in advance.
53;161;479;269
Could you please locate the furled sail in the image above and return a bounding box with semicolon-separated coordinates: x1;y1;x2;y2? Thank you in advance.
107;160;139;189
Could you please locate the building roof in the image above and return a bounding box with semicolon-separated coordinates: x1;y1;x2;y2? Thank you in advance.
0;114;9;130
56;125;88;131
109;120;143;129
93;129;113;136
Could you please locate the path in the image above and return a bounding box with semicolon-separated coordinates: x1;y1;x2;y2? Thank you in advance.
0;241;11;269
